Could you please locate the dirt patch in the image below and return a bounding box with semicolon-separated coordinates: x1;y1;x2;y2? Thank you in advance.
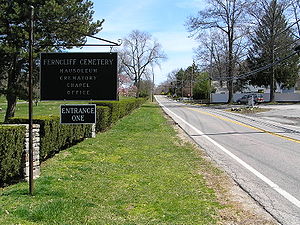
226;107;271;114
164;114;279;224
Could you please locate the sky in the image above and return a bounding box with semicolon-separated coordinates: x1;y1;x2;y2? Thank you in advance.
75;0;205;85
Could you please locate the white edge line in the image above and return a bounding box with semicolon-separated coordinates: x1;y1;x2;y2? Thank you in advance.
156;96;300;209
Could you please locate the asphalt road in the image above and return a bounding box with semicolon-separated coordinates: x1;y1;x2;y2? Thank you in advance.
155;95;300;225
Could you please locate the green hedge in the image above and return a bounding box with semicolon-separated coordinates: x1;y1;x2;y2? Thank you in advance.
8;116;92;161
0;125;26;186
91;98;147;125
95;106;110;132
1;98;146;186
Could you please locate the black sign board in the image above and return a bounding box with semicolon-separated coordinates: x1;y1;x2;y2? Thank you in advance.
60;104;96;124
40;52;118;100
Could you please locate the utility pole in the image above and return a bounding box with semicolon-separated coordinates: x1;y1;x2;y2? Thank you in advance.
270;19;275;103
209;41;213;103
152;66;154;102
181;77;184;98
190;61;195;99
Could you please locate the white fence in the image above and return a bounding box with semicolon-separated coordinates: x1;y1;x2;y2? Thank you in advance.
211;93;300;103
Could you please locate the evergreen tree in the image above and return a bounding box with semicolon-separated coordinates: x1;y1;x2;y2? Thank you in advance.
193;72;214;100
0;0;103;121
247;0;299;102
175;69;186;97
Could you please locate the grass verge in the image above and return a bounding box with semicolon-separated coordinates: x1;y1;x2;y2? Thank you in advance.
0;96;136;123
1;100;278;224
0;101;92;122
0;101;222;224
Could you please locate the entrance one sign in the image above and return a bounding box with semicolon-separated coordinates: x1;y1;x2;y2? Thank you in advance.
40;52;118;100
60;104;96;124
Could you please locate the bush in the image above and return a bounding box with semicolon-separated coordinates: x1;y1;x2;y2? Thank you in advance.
91;98;147;125
8;116;92;161
1;98;146;187
95;106;110;132
0;125;26;186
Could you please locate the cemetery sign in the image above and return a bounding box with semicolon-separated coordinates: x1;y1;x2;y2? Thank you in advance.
40;52;118;100
60;104;96;124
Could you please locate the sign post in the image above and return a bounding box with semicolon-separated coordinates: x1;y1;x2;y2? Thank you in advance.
28;5;34;195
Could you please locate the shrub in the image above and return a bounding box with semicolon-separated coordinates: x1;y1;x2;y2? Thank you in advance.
91;98;147;125
8;116;92;161
0;125;26;186
95;106;110;132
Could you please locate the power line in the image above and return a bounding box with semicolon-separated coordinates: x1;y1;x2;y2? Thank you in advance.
208;17;300;82
212;50;299;82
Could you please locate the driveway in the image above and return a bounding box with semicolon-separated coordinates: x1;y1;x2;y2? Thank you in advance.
256;104;300;127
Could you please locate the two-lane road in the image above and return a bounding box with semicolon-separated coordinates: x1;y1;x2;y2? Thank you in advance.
156;95;300;225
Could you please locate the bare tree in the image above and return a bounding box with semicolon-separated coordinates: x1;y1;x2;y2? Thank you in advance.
186;0;252;103
118;30;167;97
286;0;300;36
195;31;228;79
248;0;298;102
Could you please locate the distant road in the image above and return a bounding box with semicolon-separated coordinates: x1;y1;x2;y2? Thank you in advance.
156;95;300;225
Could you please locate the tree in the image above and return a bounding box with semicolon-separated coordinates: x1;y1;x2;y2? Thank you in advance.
138;79;153;98
0;0;103;122
193;72;214;100
118;30;166;97
286;0;300;36
186;0;251;103
165;69;179;96
174;68;186;97
194;31;228;80
247;0;299;102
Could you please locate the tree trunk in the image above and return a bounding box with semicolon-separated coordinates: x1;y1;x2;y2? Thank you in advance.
4;54;18;123
135;78;141;98
227;56;234;103
4;92;17;123
227;80;234;104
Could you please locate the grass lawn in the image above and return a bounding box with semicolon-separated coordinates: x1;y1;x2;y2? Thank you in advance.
0;97;132;122
0;100;93;122
0;101;223;224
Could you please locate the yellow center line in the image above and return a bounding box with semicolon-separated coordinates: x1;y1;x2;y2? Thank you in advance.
187;107;300;144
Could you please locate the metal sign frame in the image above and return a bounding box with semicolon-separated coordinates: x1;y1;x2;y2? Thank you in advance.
27;5;121;195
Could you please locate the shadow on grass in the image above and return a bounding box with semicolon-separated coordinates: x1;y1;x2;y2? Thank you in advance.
0;185;29;197
141;104;160;109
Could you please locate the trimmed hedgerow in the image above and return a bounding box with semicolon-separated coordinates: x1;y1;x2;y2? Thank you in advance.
5;98;146;162
95;106;110;132
1;98;146;187
91;98;147;125
0;125;26;186
8;116;92;161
